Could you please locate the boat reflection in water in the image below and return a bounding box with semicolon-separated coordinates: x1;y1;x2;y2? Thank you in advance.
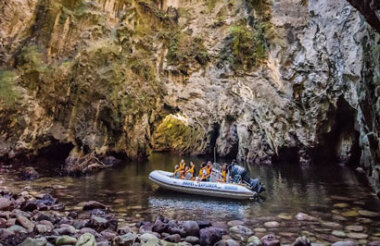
147;188;261;221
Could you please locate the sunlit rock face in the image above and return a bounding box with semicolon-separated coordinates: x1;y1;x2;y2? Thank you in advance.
0;0;379;192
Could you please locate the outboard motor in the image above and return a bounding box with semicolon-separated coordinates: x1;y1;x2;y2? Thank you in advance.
228;164;265;193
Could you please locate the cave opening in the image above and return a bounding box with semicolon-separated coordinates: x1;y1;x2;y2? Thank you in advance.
273;147;300;163
313;97;361;166
209;123;220;157
37;142;75;161
34;142;75;174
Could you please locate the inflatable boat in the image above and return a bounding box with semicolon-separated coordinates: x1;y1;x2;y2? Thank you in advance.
149;170;257;200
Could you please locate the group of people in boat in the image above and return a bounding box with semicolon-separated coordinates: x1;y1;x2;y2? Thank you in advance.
173;160;228;182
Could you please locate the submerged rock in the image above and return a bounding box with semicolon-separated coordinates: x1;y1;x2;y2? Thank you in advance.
261;234;280;246
82;201;106;211
19;167;40;180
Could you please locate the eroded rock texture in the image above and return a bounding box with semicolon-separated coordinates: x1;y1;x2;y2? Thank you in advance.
0;0;380;192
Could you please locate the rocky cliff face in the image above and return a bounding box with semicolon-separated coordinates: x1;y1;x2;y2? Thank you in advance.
0;0;379;192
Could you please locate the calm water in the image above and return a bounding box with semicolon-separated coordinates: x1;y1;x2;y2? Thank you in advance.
1;153;380;223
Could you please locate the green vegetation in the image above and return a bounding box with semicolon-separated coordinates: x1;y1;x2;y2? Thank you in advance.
153;115;201;152
220;23;267;70
245;0;268;15
207;0;219;11
0;71;20;107
17;45;44;72
165;30;209;74
137;0;168;22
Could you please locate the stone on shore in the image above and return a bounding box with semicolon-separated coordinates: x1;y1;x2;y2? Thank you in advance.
16;215;35;232
181;220;200;237
140;233;159;244
214;239;239;246
332;230;346;238
185;236;199;244
264;221;280;228
227;220;244;227
76;233;96;246
200;227;227;246
56;235;77;245
358;210;379;217
113;232;138;245
292;236;311;246
0;197;12;211
19;237;50;246
163;233;181;243
345;225;364;232
295;213;317;221
261;234;280;246
346;232;368;239
331;241;358;246
229;225;253;236
248;236;261;246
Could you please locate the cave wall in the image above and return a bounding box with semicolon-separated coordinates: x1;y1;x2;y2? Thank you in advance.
0;0;380;192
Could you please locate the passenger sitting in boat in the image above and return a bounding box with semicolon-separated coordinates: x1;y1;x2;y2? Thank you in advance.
173;164;181;178
206;161;213;181
179;159;186;171
185;162;195;180
180;166;189;179
198;162;208;181
219;163;228;182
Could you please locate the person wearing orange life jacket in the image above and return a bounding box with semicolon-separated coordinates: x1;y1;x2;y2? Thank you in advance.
179;159;186;171
219;163;228;182
198;162;208;181
206;161;213;181
173;164;181;179
185;162;195;180
180;166;189;179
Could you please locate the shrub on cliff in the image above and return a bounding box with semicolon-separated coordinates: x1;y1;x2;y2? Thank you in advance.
219;23;267;71
0;70;20;108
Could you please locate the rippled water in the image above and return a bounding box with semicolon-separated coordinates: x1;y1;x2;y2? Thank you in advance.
1;153;379;224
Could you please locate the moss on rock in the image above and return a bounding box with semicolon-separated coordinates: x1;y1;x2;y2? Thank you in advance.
219;22;267;71
0;71;20;108
152;114;203;153
165;30;209;75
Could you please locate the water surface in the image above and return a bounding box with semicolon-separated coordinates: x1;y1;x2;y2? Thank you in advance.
1;153;379;224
